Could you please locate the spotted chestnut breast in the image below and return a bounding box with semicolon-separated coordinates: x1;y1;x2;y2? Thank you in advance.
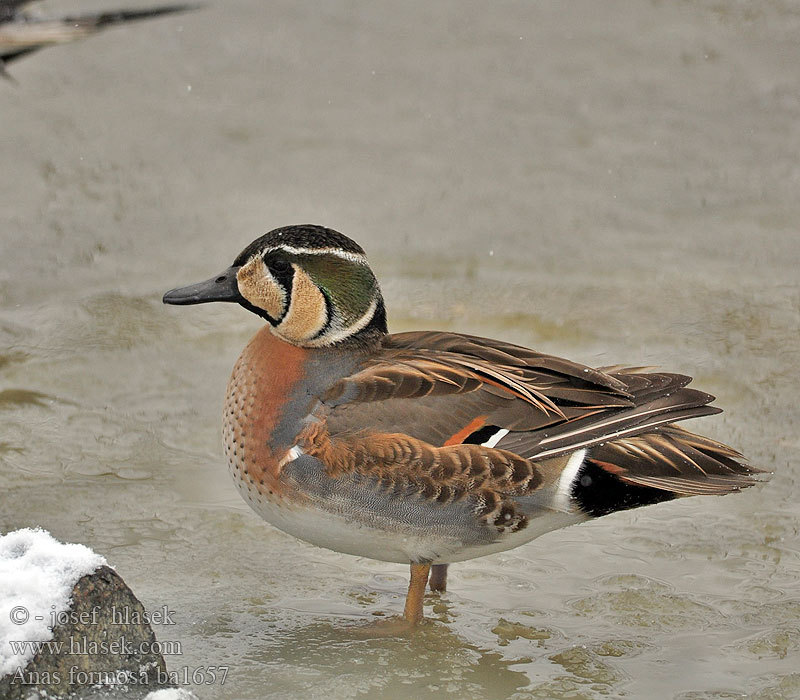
223;325;308;505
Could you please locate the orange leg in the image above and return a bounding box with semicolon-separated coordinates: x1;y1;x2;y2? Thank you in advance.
403;563;431;625
429;564;448;593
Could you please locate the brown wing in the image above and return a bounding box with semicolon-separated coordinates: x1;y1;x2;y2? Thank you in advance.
296;420;544;534
316;331;764;509
587;426;759;495
323;331;635;446
496;369;722;460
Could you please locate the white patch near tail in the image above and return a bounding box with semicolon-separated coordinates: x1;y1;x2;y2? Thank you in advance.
481;428;509;449
556;448;587;511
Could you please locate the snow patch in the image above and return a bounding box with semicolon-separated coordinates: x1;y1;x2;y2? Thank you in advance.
144;689;200;700
0;528;106;677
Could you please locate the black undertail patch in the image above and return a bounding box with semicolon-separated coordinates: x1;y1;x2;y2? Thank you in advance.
572;458;675;518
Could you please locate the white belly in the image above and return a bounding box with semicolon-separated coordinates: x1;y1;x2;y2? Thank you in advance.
230;469;585;564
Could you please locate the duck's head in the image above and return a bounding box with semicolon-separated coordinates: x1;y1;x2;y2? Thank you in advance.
163;225;387;347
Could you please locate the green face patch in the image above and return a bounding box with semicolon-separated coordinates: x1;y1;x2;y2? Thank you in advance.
298;254;378;327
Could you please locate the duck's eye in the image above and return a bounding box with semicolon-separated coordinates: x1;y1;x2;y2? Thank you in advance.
266;256;291;275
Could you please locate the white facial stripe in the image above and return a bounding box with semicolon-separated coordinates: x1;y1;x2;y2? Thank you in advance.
304;295;379;347
481;428;509;449
259;246;368;265
556;448;587;511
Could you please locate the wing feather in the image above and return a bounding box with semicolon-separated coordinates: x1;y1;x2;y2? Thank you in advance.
317;331;763;503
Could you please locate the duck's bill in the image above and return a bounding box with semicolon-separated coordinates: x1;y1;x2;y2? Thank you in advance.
162;266;243;305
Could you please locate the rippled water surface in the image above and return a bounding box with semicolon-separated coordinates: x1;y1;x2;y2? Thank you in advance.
2;1;799;698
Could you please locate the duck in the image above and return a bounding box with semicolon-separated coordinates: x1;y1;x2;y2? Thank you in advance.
163;224;764;628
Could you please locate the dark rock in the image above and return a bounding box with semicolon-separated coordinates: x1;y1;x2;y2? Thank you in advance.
1;566;167;698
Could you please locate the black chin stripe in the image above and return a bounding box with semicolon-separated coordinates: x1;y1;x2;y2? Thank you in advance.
239;298;279;325
572;459;675;517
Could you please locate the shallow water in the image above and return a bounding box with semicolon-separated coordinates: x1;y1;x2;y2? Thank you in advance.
2;1;799;698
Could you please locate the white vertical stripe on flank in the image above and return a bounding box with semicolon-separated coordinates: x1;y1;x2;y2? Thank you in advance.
556;448;587;510
481;428;509;449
